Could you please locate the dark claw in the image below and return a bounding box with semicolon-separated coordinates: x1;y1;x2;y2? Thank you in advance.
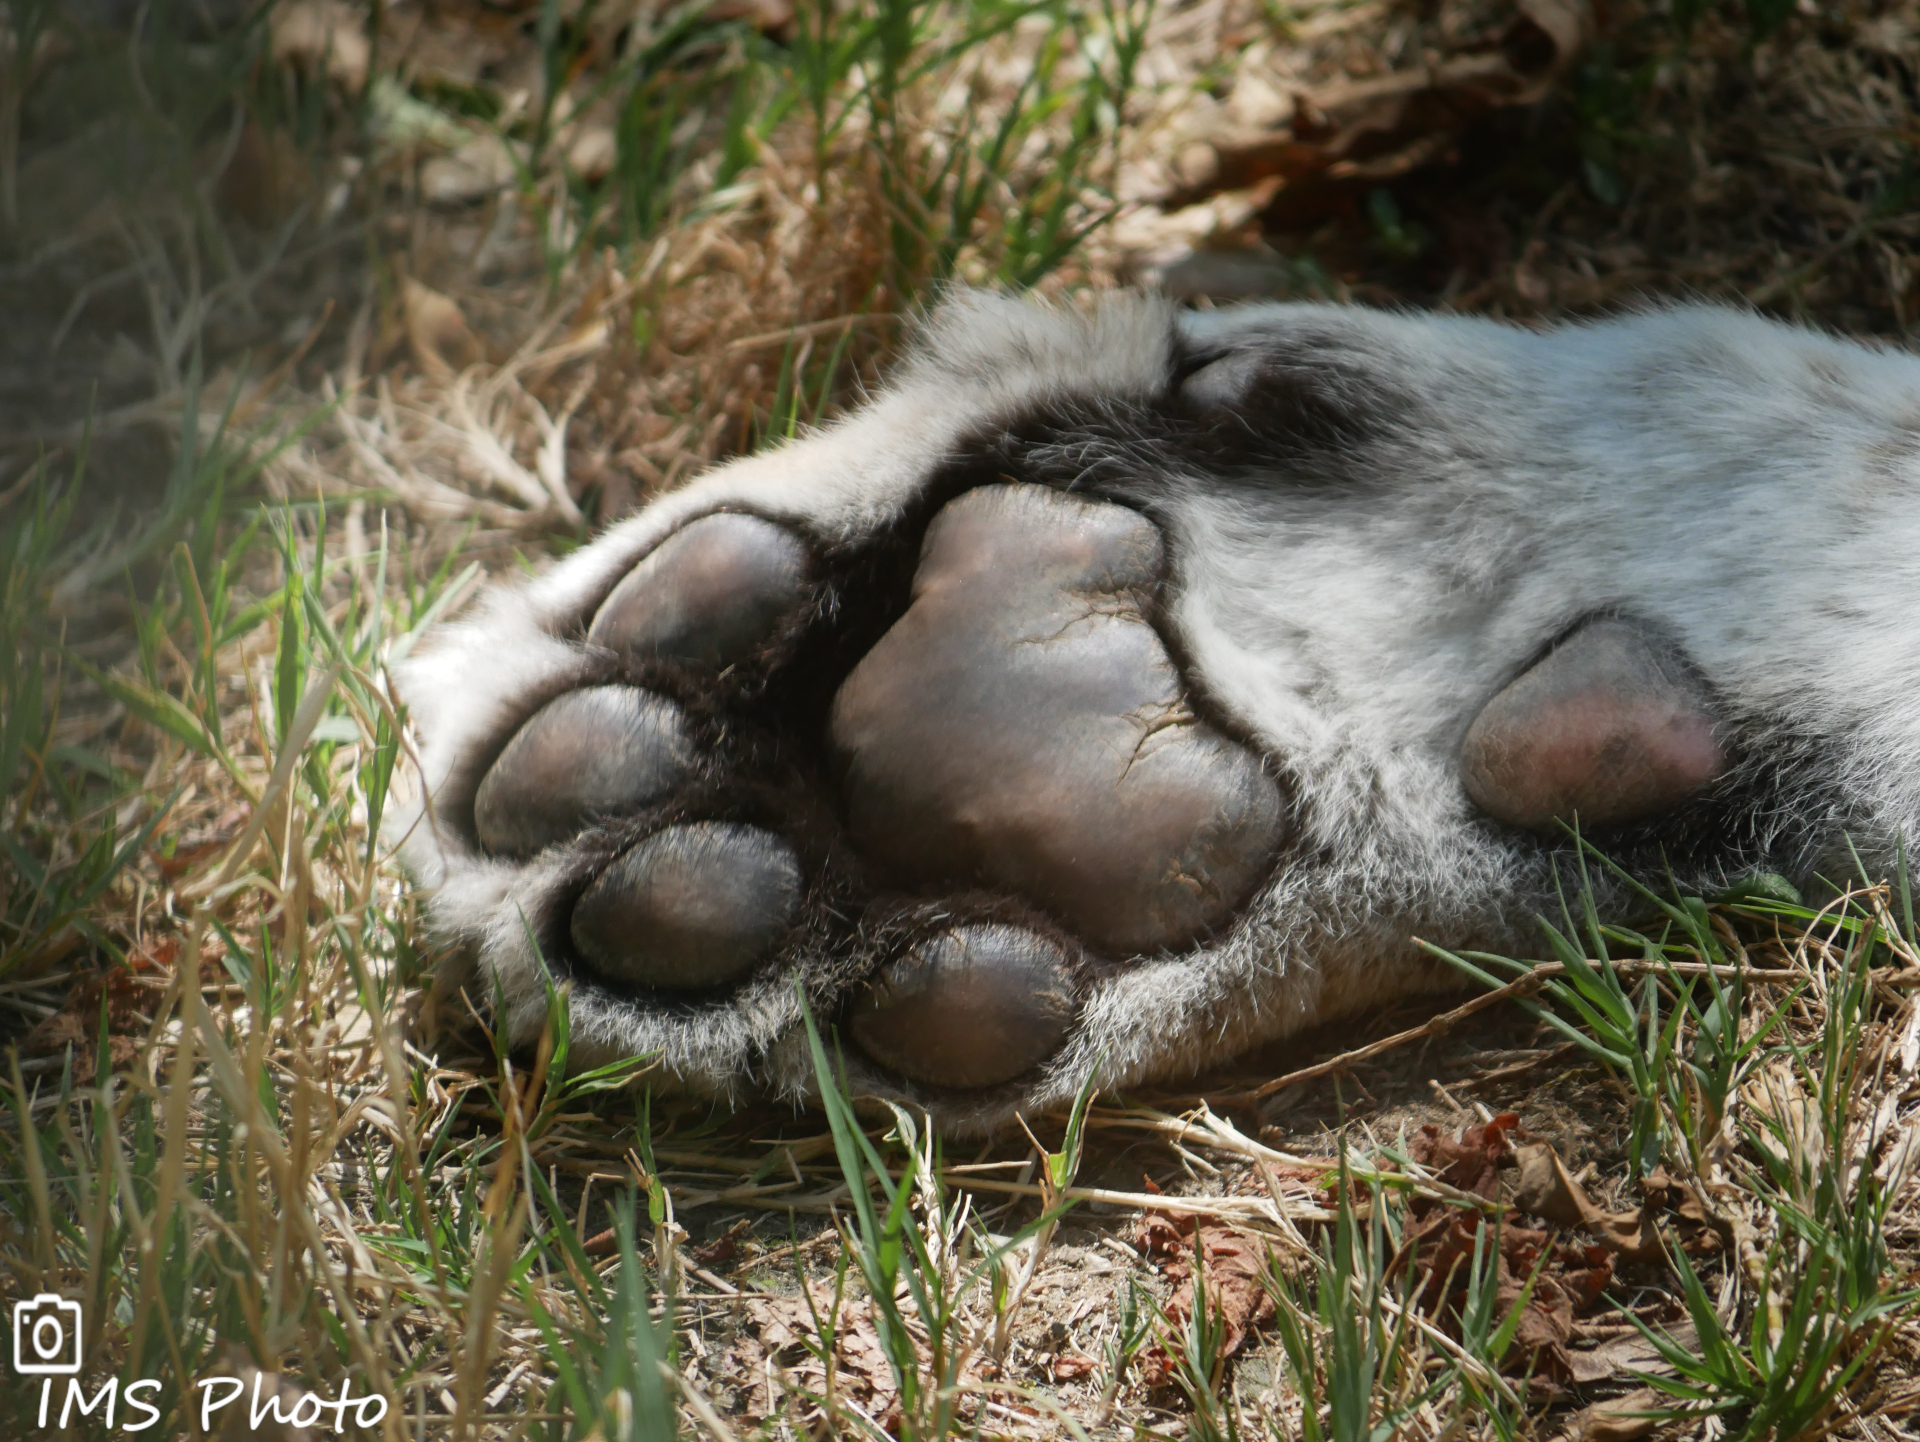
570;823;802;990
473;686;694;855
847;924;1077;1089
1460;616;1727;831
588;513;810;669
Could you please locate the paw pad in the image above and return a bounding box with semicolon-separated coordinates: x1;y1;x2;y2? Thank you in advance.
570;823;802;991
830;484;1287;954
847;924;1078;1090
473;687;695;856
444;480;1289;1093
1461;616;1727;831
587;513;810;668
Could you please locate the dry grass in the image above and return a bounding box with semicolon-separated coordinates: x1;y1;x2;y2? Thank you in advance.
4;0;1920;1438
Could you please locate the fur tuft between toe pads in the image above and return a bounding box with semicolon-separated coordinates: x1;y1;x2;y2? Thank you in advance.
397;287;1920;1131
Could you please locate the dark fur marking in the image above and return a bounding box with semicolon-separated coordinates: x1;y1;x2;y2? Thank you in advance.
926;327;1428;519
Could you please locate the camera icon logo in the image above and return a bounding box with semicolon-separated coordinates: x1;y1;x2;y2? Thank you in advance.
12;1295;82;1376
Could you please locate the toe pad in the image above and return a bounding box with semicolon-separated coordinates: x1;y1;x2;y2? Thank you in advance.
474;687;695;855
588;514;810;670
571;822;802;991
848;924;1076;1090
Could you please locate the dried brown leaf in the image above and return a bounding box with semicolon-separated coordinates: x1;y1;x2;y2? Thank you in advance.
1512;1140;1665;1262
1409;1110;1522;1199
1559;1320;1694;1385
403;281;485;382
22;965;164;1083
1560;1387;1667;1442
1164;0;1595;217
1136;1209;1278;1383
1050;1351;1100;1382
271;1;371;92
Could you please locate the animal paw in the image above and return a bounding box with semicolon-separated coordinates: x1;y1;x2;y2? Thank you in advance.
399;289;1920;1126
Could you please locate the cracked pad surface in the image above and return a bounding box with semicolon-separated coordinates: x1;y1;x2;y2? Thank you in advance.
830;484;1287;955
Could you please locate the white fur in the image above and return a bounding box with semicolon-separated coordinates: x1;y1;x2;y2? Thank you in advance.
395;289;1920;1129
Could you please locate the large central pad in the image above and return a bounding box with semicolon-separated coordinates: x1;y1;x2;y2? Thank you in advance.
829;484;1286;955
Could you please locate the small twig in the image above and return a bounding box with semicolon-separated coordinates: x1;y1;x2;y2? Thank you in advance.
1454;1040;1584;1090
1213;956;1806;1104
946;1175;1332;1225
688;1263;741;1297
724;312;898;354
669;1361;744;1442
1748;213;1888;307
1216;969;1548;1103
